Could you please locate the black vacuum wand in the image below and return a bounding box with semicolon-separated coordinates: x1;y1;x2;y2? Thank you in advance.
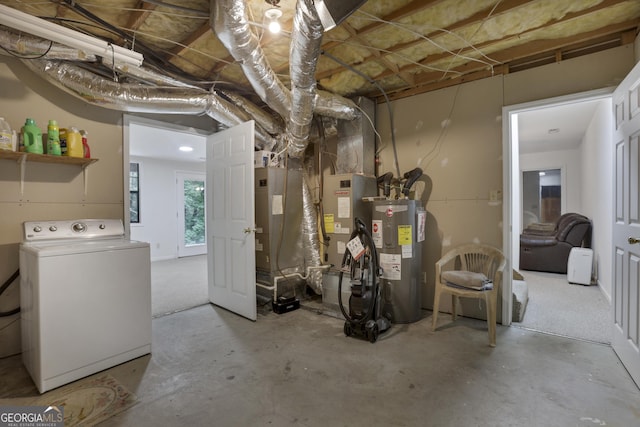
338;218;390;343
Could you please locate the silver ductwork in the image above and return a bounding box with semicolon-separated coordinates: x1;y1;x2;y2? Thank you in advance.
0;28;98;62
212;0;291;119
287;0;323;159
313;0;368;32
219;89;285;135
301;172;323;294
211;0;358;124
22;59;277;149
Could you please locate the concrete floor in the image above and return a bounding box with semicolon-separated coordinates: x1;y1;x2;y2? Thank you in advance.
1;304;639;426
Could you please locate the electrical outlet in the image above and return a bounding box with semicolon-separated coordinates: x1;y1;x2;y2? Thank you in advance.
489;189;502;201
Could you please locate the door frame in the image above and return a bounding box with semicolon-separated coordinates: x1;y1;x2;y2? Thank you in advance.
123;115;210;240
177;171;207;257
502;87;614;325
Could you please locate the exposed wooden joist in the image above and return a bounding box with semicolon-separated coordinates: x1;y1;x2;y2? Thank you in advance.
317;0;535;81
320;0;445;52
169;22;211;57
116;1;157;45
378;20;637;102
318;0;628;85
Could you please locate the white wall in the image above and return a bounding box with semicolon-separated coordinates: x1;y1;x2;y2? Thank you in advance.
130;156;205;261
581;99;613;299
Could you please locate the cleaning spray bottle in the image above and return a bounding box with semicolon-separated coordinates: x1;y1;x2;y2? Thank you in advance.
80;130;91;158
47;120;61;155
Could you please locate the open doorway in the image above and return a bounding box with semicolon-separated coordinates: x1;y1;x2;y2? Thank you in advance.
503;90;613;343
124;115;210;317
522;168;562;228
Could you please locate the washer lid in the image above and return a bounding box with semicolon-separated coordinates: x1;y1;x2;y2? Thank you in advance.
21;238;149;256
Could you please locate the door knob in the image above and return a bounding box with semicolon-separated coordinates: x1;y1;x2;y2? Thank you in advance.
629;237;640;245
244;227;256;234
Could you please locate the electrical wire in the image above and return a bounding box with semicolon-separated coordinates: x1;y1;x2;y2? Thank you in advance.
441;0;503;79
356;10;499;70
78;3;209;19
418;83;461;169
0;39;53;59
321;36;465;77
0;270;20;317
321;50;401;181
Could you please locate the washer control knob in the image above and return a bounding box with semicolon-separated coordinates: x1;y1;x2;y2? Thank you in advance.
49;226;57;232
72;222;87;233
33;226;42;233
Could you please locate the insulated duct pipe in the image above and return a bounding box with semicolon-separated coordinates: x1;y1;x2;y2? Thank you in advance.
212;0;291;118
22;59;277;149
219;89;284;135
0;28;281;148
287;0;323;159
211;0;358;123
301;173;323;294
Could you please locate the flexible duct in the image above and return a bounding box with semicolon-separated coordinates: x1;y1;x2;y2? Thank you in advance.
301;172;323;294
287;0;323;159
212;0;291;118
211;0;358;124
219;89;284;135
0;28;97;62
21;59;276;149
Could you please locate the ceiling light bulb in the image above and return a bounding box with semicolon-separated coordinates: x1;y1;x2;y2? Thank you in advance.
265;8;282;34
268;20;281;34
179;146;194;152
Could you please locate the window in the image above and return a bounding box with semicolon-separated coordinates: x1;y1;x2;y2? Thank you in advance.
130;162;140;223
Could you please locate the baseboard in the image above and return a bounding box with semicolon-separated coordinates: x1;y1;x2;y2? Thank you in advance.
596;279;612;304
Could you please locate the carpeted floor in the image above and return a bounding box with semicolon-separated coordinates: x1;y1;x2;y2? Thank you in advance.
516;270;611;344
151;255;208;317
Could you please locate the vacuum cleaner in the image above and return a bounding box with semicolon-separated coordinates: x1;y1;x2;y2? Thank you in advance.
338;217;390;343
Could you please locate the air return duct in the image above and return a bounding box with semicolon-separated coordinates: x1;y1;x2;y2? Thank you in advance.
313;0;368;31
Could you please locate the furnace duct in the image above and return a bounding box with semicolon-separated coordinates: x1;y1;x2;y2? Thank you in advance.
218;89;285;136
286;0;323;159
301;173;323;294
211;0;358;123
19;59;276;149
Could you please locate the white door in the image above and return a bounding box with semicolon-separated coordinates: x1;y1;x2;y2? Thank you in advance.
206;121;256;321
177;172;207;257
612;61;640;386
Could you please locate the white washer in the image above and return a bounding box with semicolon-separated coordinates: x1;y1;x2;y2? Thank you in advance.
19;219;151;393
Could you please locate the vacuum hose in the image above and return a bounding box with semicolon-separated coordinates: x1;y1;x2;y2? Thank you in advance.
337;218;379;325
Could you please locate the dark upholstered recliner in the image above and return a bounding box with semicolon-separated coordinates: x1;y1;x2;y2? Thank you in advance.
519;213;592;274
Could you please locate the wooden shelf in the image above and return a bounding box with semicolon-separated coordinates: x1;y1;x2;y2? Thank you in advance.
0;150;98;196
0;150;97;167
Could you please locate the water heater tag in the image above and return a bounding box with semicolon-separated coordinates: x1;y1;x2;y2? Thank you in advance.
372;220;382;248
346;236;365;260
398;225;412;245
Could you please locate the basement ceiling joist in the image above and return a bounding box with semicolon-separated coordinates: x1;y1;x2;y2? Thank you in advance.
0;0;638;107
